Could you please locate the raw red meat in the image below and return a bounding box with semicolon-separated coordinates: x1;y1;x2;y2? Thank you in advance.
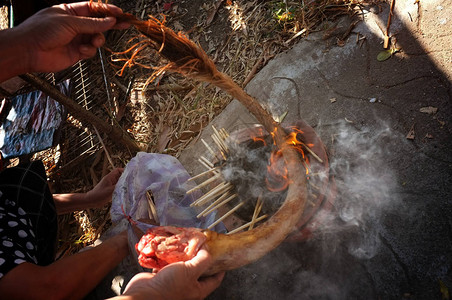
135;226;207;269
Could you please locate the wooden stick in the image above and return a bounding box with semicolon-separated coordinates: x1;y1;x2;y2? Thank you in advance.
187;166;219;182
186;172;221;194
199;156;214;168
198;158;213;170
19;73;141;152
208;201;245;229
220;128;229;140
197;191;233;218
212;125;229;152
384;0;396;49
202;193;237;217
191;181;232;207
93;126;115;169
227;215;268;234
301;143;323;163
249;196;263;230
195;182;232;205
201;138;220;160
211;134;227;156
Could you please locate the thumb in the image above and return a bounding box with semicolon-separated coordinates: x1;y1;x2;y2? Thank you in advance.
185;248;212;278
71;15;117;34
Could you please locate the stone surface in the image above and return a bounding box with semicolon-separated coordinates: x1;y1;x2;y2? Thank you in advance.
177;0;452;299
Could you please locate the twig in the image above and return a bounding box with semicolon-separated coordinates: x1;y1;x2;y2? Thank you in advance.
242;51;265;87
93;126;115;169
384;0;396;49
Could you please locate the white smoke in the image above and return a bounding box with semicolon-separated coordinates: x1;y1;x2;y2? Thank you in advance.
316;120;401;260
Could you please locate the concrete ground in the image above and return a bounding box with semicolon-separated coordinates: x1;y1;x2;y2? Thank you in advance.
179;0;452;299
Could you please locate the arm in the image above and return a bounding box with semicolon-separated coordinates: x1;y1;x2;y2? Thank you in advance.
0;232;129;300
53;168;123;214
111;248;225;300
0;2;129;83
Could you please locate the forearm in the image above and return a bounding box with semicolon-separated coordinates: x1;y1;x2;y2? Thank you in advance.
53;193;96;215
0;28;30;83
0;233;129;300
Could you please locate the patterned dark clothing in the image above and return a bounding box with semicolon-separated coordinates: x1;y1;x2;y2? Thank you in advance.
0;161;57;279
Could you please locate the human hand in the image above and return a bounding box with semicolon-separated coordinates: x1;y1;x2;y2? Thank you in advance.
86;167;124;208
121;248;225;300
14;2;129;74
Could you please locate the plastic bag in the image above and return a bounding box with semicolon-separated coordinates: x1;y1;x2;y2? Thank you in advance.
111;152;226;254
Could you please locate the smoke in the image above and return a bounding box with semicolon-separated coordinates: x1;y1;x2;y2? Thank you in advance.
322;120;400;260
208;120;406;300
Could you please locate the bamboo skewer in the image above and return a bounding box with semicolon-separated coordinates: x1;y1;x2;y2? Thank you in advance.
187;166;220;182
212;125;229;153
186;172;221;194
198;158;213;171
300;143;323;163
200;156;214;168
208;201;245;230
201;138;220;160
249;196;263;230
227;215;268;234
201;193;238;217
197;192;233;218
211;134;227;157
191;181;232;207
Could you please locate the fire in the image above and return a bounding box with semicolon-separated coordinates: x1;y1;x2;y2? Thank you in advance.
264;126;312;192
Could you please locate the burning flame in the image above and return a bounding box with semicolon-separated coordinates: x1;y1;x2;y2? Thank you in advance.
265;127;312;192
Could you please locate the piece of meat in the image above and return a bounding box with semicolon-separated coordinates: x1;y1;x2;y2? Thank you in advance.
136;226;207;269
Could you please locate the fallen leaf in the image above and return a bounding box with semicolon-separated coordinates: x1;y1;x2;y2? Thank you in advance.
377;48;400;62
178;130;196;141
419;106;438;114
377;50;392;61
330;97;337;103
206;0;225;26
337;39;346;47
157;126;171;153
406;124;415;140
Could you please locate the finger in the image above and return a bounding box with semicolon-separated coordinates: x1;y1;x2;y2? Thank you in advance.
91;33;105;48
113;21;131;30
71;16;117;35
185;248;212;278
198;272;225;297
79;43;98;59
62;2;124;18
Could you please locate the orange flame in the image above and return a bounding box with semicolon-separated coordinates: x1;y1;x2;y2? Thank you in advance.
265;127;312;192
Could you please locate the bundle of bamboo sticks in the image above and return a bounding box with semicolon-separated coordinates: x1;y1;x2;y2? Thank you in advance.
188;125;268;233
